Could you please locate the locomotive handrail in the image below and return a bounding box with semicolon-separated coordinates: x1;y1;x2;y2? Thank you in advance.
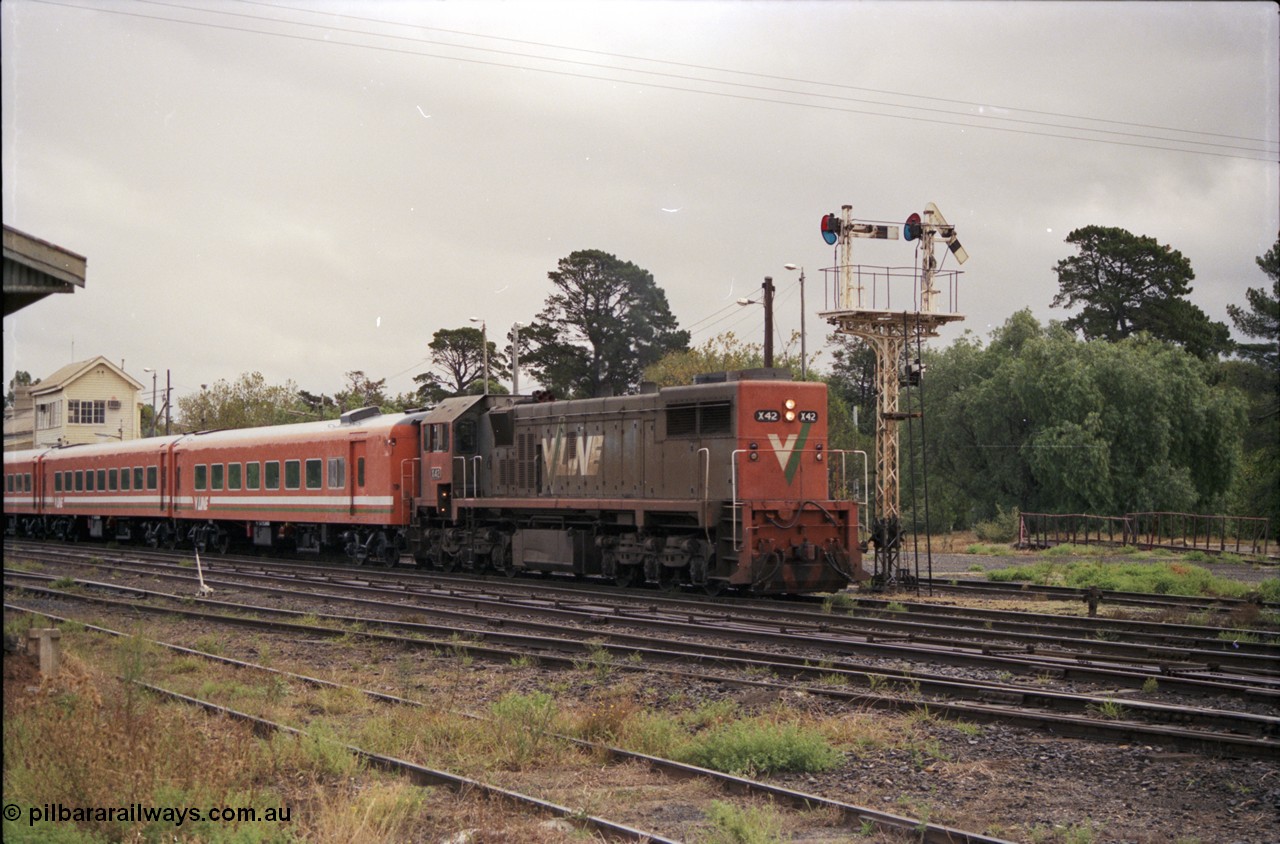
826;449;869;506
697;447;711;540
730;449;747;553
471;455;482;498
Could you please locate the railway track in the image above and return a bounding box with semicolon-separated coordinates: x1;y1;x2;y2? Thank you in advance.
6;545;1277;759
6;607;1017;844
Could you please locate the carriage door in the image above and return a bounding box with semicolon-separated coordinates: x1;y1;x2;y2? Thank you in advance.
348;438;367;517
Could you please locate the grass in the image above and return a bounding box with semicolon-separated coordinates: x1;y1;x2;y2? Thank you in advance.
986;559;1278;600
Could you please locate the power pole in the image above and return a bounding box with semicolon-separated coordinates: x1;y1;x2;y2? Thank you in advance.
762;276;775;368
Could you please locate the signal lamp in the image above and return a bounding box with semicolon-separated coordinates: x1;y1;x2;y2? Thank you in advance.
904;212;923;242
785;411;796;422
784;399;796;410
821;213;842;245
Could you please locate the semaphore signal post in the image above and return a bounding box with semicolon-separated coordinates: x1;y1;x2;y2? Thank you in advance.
817;203;968;590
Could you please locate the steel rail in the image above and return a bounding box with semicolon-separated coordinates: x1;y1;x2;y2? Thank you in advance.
8;576;1278;758
8;563;1278;708
6;604;1016;844
14;549;1278;678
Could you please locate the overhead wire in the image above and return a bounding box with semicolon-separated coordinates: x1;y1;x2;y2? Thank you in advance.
27;0;1278;162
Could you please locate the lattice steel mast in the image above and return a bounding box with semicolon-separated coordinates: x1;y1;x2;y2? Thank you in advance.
818;203;968;589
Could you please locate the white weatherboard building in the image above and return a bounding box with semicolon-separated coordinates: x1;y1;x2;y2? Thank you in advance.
4;357;144;450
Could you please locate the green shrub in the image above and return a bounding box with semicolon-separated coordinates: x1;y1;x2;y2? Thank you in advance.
678;720;842;776
973;505;1019;543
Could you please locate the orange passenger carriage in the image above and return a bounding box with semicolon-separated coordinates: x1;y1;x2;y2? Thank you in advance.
4;408;425;563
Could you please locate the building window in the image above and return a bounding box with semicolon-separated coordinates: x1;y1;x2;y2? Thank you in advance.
68;399;106;425
327;457;345;489
36;400;62;430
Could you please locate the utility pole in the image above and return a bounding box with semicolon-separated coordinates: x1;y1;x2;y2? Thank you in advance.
762;276;776;368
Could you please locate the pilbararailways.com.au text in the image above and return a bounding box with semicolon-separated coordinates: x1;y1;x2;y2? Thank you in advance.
6;802;291;827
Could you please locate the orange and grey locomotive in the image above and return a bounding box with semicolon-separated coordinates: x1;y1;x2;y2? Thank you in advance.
5;371;865;595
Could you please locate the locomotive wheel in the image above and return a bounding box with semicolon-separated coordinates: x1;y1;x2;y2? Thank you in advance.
658;567;683;593
613;566;637;588
491;539;515;577
702;579;726;597
438;550;460;572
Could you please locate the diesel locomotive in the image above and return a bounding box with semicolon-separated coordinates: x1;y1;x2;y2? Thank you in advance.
5;369;866;595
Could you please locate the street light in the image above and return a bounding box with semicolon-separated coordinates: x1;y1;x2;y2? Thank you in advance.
510;321;524;396
783;264;807;379
469;317;489;396
142;367;158;437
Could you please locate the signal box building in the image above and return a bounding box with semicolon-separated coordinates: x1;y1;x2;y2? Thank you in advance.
4;357;144;450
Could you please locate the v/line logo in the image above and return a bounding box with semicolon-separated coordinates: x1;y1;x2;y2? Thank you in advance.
766;422;812;484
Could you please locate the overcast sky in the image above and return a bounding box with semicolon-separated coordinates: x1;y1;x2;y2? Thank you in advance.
3;0;1276;410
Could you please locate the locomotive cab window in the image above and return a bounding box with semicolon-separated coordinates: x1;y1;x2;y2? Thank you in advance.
427;423;449;452
456;419;477;454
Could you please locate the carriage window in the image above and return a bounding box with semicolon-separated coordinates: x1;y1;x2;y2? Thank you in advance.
246;462;260;490
146;466;158;490
327;457;345;489
134;467;144;490
24;473;31;492
4;475;11;493
228;463;241;490
305;459;322;490
54;473;62;492
86;471;95;491
194;465;207;491
285;460;301;490
211;464;224;491
357;457;365;487
109;469;118;491
97;470;106;490
76;471;85;492
265;461;280;490
120;468;130;490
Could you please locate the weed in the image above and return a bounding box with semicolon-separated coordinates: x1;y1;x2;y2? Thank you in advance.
1087;699;1126;720
1141;676;1159;694
701;800;786;844
50;576;77;590
573;642;614;681
489;691;559;769
677;719;842;776
821;592;856;614
885;601;908;613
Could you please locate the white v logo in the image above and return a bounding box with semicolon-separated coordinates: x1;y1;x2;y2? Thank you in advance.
767;433;798;471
